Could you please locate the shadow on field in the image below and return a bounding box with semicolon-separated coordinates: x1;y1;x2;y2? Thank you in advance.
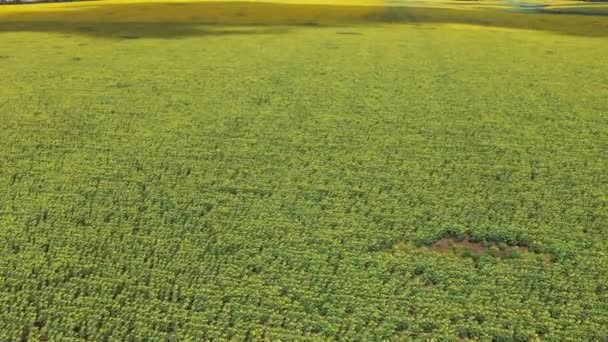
0;1;607;38
0;21;289;39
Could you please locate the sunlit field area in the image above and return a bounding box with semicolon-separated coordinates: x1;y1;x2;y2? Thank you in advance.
1;0;607;340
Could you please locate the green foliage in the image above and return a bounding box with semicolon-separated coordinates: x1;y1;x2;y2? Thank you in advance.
0;8;607;341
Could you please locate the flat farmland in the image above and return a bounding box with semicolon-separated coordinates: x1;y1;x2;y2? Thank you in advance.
0;0;607;340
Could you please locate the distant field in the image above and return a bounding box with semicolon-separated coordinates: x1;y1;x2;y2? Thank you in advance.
1;0;607;340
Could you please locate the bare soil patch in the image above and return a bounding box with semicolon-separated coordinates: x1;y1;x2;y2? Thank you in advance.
417;234;546;261
430;235;488;254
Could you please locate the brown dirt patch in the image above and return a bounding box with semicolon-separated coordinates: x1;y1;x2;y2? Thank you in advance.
421;234;542;260
386;235;553;264
425;235;487;254
430;235;489;254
